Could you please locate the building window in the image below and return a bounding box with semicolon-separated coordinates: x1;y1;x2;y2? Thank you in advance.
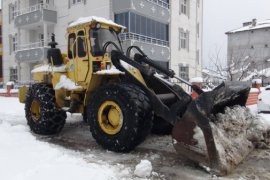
10;34;18;52
179;29;189;50
77;31;87;57
265;44;268;48
10;68;18;82
251;45;254;49
13;34;17;52
115;12;169;42
197;0;200;8
71;0;83;5
181;0;187;14
179;64;189;81
180;0;189;16
9;3;17;22
68;33;76;59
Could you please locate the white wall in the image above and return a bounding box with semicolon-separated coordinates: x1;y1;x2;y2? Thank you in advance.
170;0;203;80
54;0;111;53
3;0;18;83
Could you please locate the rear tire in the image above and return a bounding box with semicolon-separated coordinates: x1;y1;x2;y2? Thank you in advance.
87;83;153;152
151;116;173;135
25;84;66;135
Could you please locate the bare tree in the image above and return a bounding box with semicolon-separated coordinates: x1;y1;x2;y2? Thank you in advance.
206;45;254;81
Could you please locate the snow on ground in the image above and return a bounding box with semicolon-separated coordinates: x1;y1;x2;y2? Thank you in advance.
0;97;124;180
134;160;152;178
0;97;270;180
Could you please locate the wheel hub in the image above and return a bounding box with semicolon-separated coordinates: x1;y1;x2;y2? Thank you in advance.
31;99;41;122
98;101;123;135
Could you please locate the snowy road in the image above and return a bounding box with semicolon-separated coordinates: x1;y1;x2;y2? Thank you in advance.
0;97;270;180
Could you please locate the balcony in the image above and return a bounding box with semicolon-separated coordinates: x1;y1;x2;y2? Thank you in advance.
145;0;170;9
15;41;49;63
120;32;170;61
112;0;170;23
14;3;57;29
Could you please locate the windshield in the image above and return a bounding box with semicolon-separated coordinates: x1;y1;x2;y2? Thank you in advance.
89;28;121;57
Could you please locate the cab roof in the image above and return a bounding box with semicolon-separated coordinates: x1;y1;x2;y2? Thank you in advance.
68;16;126;29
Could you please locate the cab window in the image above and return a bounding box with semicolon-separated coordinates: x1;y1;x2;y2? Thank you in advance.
77;31;87;58
68;33;76;59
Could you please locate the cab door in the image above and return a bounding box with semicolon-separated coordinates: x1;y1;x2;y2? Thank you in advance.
75;30;89;83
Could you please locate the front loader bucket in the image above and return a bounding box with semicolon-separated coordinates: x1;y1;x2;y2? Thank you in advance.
172;82;252;175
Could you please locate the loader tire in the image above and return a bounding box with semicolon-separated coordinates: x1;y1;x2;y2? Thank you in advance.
82;107;88;123
87;83;153;152
151;116;173;135
25;84;66;135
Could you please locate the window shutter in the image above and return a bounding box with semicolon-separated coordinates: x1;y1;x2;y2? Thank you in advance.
179;0;182;15
9;4;12;24
84;0;87;5
178;28;181;50
187;0;190;18
187;30;190;51
9;35;13;55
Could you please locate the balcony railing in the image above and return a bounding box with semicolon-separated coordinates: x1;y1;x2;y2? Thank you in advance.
13;3;56;17
120;32;169;47
145;0;170;9
15;39;50;52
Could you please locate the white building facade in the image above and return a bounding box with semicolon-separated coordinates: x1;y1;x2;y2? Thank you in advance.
226;19;270;82
2;0;203;84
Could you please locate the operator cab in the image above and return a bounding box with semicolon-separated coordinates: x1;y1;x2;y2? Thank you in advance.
66;17;126;74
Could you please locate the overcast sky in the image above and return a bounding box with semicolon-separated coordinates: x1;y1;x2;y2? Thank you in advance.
203;0;270;67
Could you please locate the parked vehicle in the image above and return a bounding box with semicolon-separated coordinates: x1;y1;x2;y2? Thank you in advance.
258;85;270;113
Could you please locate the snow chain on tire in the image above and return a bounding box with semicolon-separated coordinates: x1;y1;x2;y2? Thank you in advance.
87;83;154;152
25;84;66;135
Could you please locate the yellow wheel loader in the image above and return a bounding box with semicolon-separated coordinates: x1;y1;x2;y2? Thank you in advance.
19;16;252;175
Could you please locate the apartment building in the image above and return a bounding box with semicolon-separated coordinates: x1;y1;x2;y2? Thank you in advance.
171;0;203;82
2;0;203;83
226;19;270;82
0;9;2;82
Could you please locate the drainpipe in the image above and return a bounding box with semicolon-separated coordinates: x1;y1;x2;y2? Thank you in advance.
17;28;21;82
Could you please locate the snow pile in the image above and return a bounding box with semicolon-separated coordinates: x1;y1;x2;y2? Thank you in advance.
95;66;124;75
209;106;270;172
55;75;82;90
134;160;152;178
193;126;206;149
252;79;262;84
69;16;126;29
250;88;259;93
6;81;15;86
243;68;270;81
0;89;7;93
190;77;203;83
10;89;19;93
31;64;67;73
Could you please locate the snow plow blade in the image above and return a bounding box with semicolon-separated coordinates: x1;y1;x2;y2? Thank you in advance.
172;82;251;176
